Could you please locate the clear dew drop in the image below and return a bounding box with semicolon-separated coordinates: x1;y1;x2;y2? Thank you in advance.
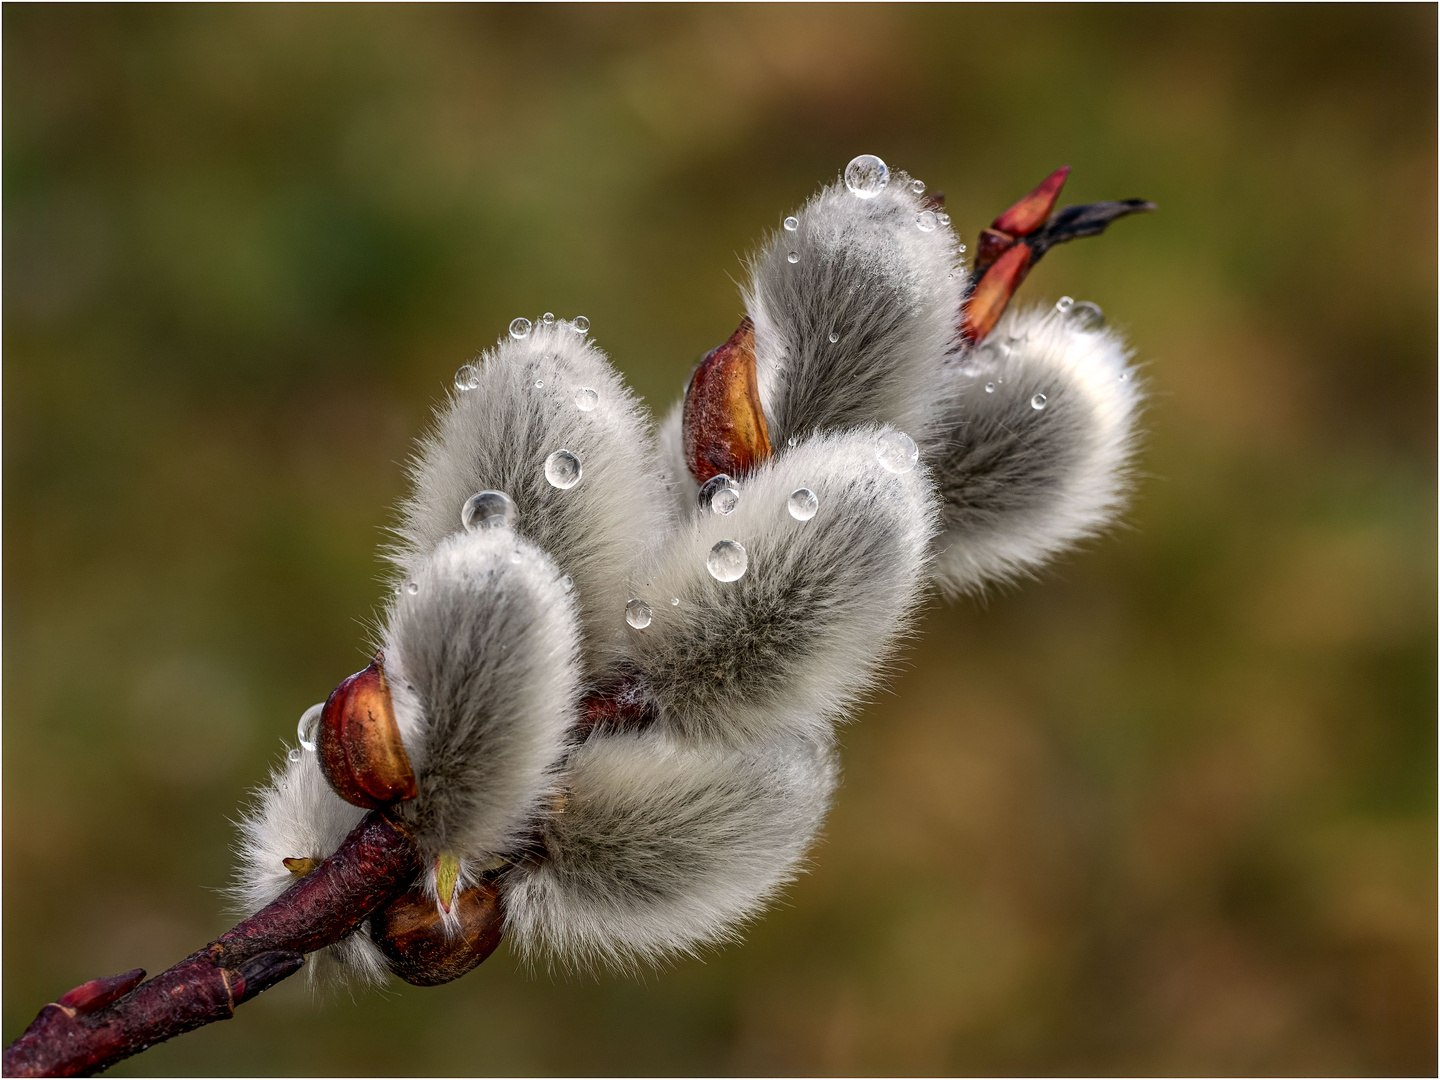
509;317;531;339
1031;393;1048;411
1069;301;1105;331
541;312;555;324
544;449;583;489
1055;296;1075;315
671;597;681;606
510;550;522;564
786;436;798;448
405;580;420;595
911;178;926;194
288;748;302;763
844;154;890;199
297;703;323;753
698;473;740;515
957;241;966;252
461;489;517;532
828;330;840;343
787;251;800;264
788;487;819;521
561;574;574;593
534;380;544;389
454;363;480;391
706;539;748;582
783;216;799;231
575;387;598;411
938;213;951;226
875;430;919;473
625;598;652;629
916;210;937;232
985;381;996;393
573;315;590;333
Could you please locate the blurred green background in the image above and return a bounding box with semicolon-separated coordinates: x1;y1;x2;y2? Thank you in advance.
5;4;1434;1075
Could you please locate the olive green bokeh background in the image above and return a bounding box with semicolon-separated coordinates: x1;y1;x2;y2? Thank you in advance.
5;4;1435;1075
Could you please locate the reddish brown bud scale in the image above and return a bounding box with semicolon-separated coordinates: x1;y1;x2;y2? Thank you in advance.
972;227;1016;280
318;657;418;809
960;242;1034;344
56;969;145;1017
372;881;506;986
681;316;773;484
991;165;1070;237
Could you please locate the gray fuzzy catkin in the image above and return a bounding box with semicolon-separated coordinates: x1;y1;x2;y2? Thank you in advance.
502;728;837;972
746;171;967;448
619;426;940;748
926;305;1144;597
384;527;580;870
230;751;389;987
393;319;671;669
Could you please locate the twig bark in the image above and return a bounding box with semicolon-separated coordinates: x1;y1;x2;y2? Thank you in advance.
3;811;421;1078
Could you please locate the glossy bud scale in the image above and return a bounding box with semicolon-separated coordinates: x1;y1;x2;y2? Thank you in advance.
317;657;418;809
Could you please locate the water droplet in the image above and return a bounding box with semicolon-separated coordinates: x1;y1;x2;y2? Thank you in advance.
698;474;740;515
911;178;926;194
707;539;748;582
786;436;798;448
454;363;480;391
575;387;598;411
787;251;800;264
573;315;590;333
561;574;574;593
1069;301;1105;331
844;154;889;199
625;599;652;629
509;317;531;339
783;216;799;231
1055;296;1074;315
828;330;840;343
510;550;522;564
938;213;951;226
788;487;819;521
288;748;302;763
541;312;555;324
875;430;918;473
985;381;995;393
297;703;323;752
957;242;966;253
1031;393;1048;410
405;580;420;595
671;597;680;606
916;210;937;232
545;449;583;489
462;490;517;531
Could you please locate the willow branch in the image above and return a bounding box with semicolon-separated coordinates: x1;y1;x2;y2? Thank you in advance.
3;811;421;1078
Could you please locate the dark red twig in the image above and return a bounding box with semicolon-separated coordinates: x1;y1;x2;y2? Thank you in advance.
3;811;421;1078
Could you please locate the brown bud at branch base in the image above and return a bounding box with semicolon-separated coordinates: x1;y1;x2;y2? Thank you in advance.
682;316;773;484
372;881;506;987
318;656;418;809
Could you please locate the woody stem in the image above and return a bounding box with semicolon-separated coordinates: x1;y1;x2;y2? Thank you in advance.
2;811;421;1078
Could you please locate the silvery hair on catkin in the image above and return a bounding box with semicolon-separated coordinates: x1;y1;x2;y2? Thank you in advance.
232;156;1147;985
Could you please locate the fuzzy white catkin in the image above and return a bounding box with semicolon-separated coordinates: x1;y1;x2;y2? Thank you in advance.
231;752;391;987
502;728;837;971
384;527;581;872
621;426;941;748
746;170;968;449
394;320;672;670
926;305;1144;596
